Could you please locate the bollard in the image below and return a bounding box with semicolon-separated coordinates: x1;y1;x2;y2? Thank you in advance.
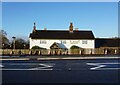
115;49;117;54
48;49;50;55
79;50;81;55
18;50;22;55
90;49;92;55
105;49;107;54
29;51;32;55
10;50;13;55
38;50;41;55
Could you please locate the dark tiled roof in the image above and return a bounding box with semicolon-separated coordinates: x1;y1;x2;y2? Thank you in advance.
29;30;95;39
95;38;120;48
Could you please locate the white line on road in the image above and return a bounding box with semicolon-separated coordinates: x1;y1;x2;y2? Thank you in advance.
1;63;54;70
87;62;120;70
0;64;4;67
0;58;30;60
90;65;106;70
2;63;55;66
87;63;120;64
93;68;120;70
29;63;53;70
0;68;53;70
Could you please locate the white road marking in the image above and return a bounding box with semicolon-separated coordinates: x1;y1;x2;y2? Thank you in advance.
90;65;106;70
4;63;55;65
87;63;106;70
0;64;4;67
39;63;53;67
88;63;120;64
1;63;54;70
28;63;54;70
0;69;53;70
94;68;120;70
0;58;30;60
87;63;120;70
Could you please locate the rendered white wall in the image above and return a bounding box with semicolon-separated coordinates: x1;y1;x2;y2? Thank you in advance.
29;38;95;49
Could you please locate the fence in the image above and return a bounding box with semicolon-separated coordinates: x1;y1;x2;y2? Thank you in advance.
0;48;120;56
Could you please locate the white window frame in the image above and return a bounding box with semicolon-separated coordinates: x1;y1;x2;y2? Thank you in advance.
61;40;66;44
82;40;87;44
40;40;47;44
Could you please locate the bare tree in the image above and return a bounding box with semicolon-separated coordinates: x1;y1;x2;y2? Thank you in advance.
0;30;10;49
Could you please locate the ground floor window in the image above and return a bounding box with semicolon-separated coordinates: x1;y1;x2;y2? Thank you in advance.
82;40;87;44
40;40;46;44
61;40;66;44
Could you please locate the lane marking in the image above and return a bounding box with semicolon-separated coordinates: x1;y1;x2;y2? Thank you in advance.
29;63;54;70
0;69;53;70
88;63;120;64
0;64;4;67
2;63;55;65
94;68;120;70
87;63;106;70
0;63;54;70
0;58;30;60
87;63;120;70
1;63;55;70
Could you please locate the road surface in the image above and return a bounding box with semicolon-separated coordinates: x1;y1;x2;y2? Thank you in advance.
0;56;120;85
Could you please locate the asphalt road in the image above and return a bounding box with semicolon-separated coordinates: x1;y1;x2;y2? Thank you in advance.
1;58;120;84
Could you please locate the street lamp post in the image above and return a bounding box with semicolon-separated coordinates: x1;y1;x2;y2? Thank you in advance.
12;37;16;49
2;43;4;55
2;43;4;49
23;44;26;55
10;44;11;49
24;44;26;49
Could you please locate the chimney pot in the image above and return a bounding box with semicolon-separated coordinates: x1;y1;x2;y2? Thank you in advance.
33;22;36;32
75;28;78;31
44;28;47;30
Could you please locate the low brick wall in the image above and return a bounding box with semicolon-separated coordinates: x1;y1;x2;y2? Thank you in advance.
0;48;119;56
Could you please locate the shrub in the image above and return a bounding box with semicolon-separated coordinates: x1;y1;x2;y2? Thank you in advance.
31;46;46;49
70;45;79;49
70;45;80;54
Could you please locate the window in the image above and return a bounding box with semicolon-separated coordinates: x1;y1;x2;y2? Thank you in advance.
40;40;46;44
61;40;66;44
82;40;87;44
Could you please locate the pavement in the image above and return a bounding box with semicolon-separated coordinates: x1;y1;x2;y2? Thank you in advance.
0;55;120;60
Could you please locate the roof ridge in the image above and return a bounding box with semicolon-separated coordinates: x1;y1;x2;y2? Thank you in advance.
35;30;93;31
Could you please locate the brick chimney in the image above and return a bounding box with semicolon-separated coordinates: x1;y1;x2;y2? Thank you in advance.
33;22;36;32
69;22;73;33
44;27;47;31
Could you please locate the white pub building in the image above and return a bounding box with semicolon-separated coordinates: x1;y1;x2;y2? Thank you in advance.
29;22;95;54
